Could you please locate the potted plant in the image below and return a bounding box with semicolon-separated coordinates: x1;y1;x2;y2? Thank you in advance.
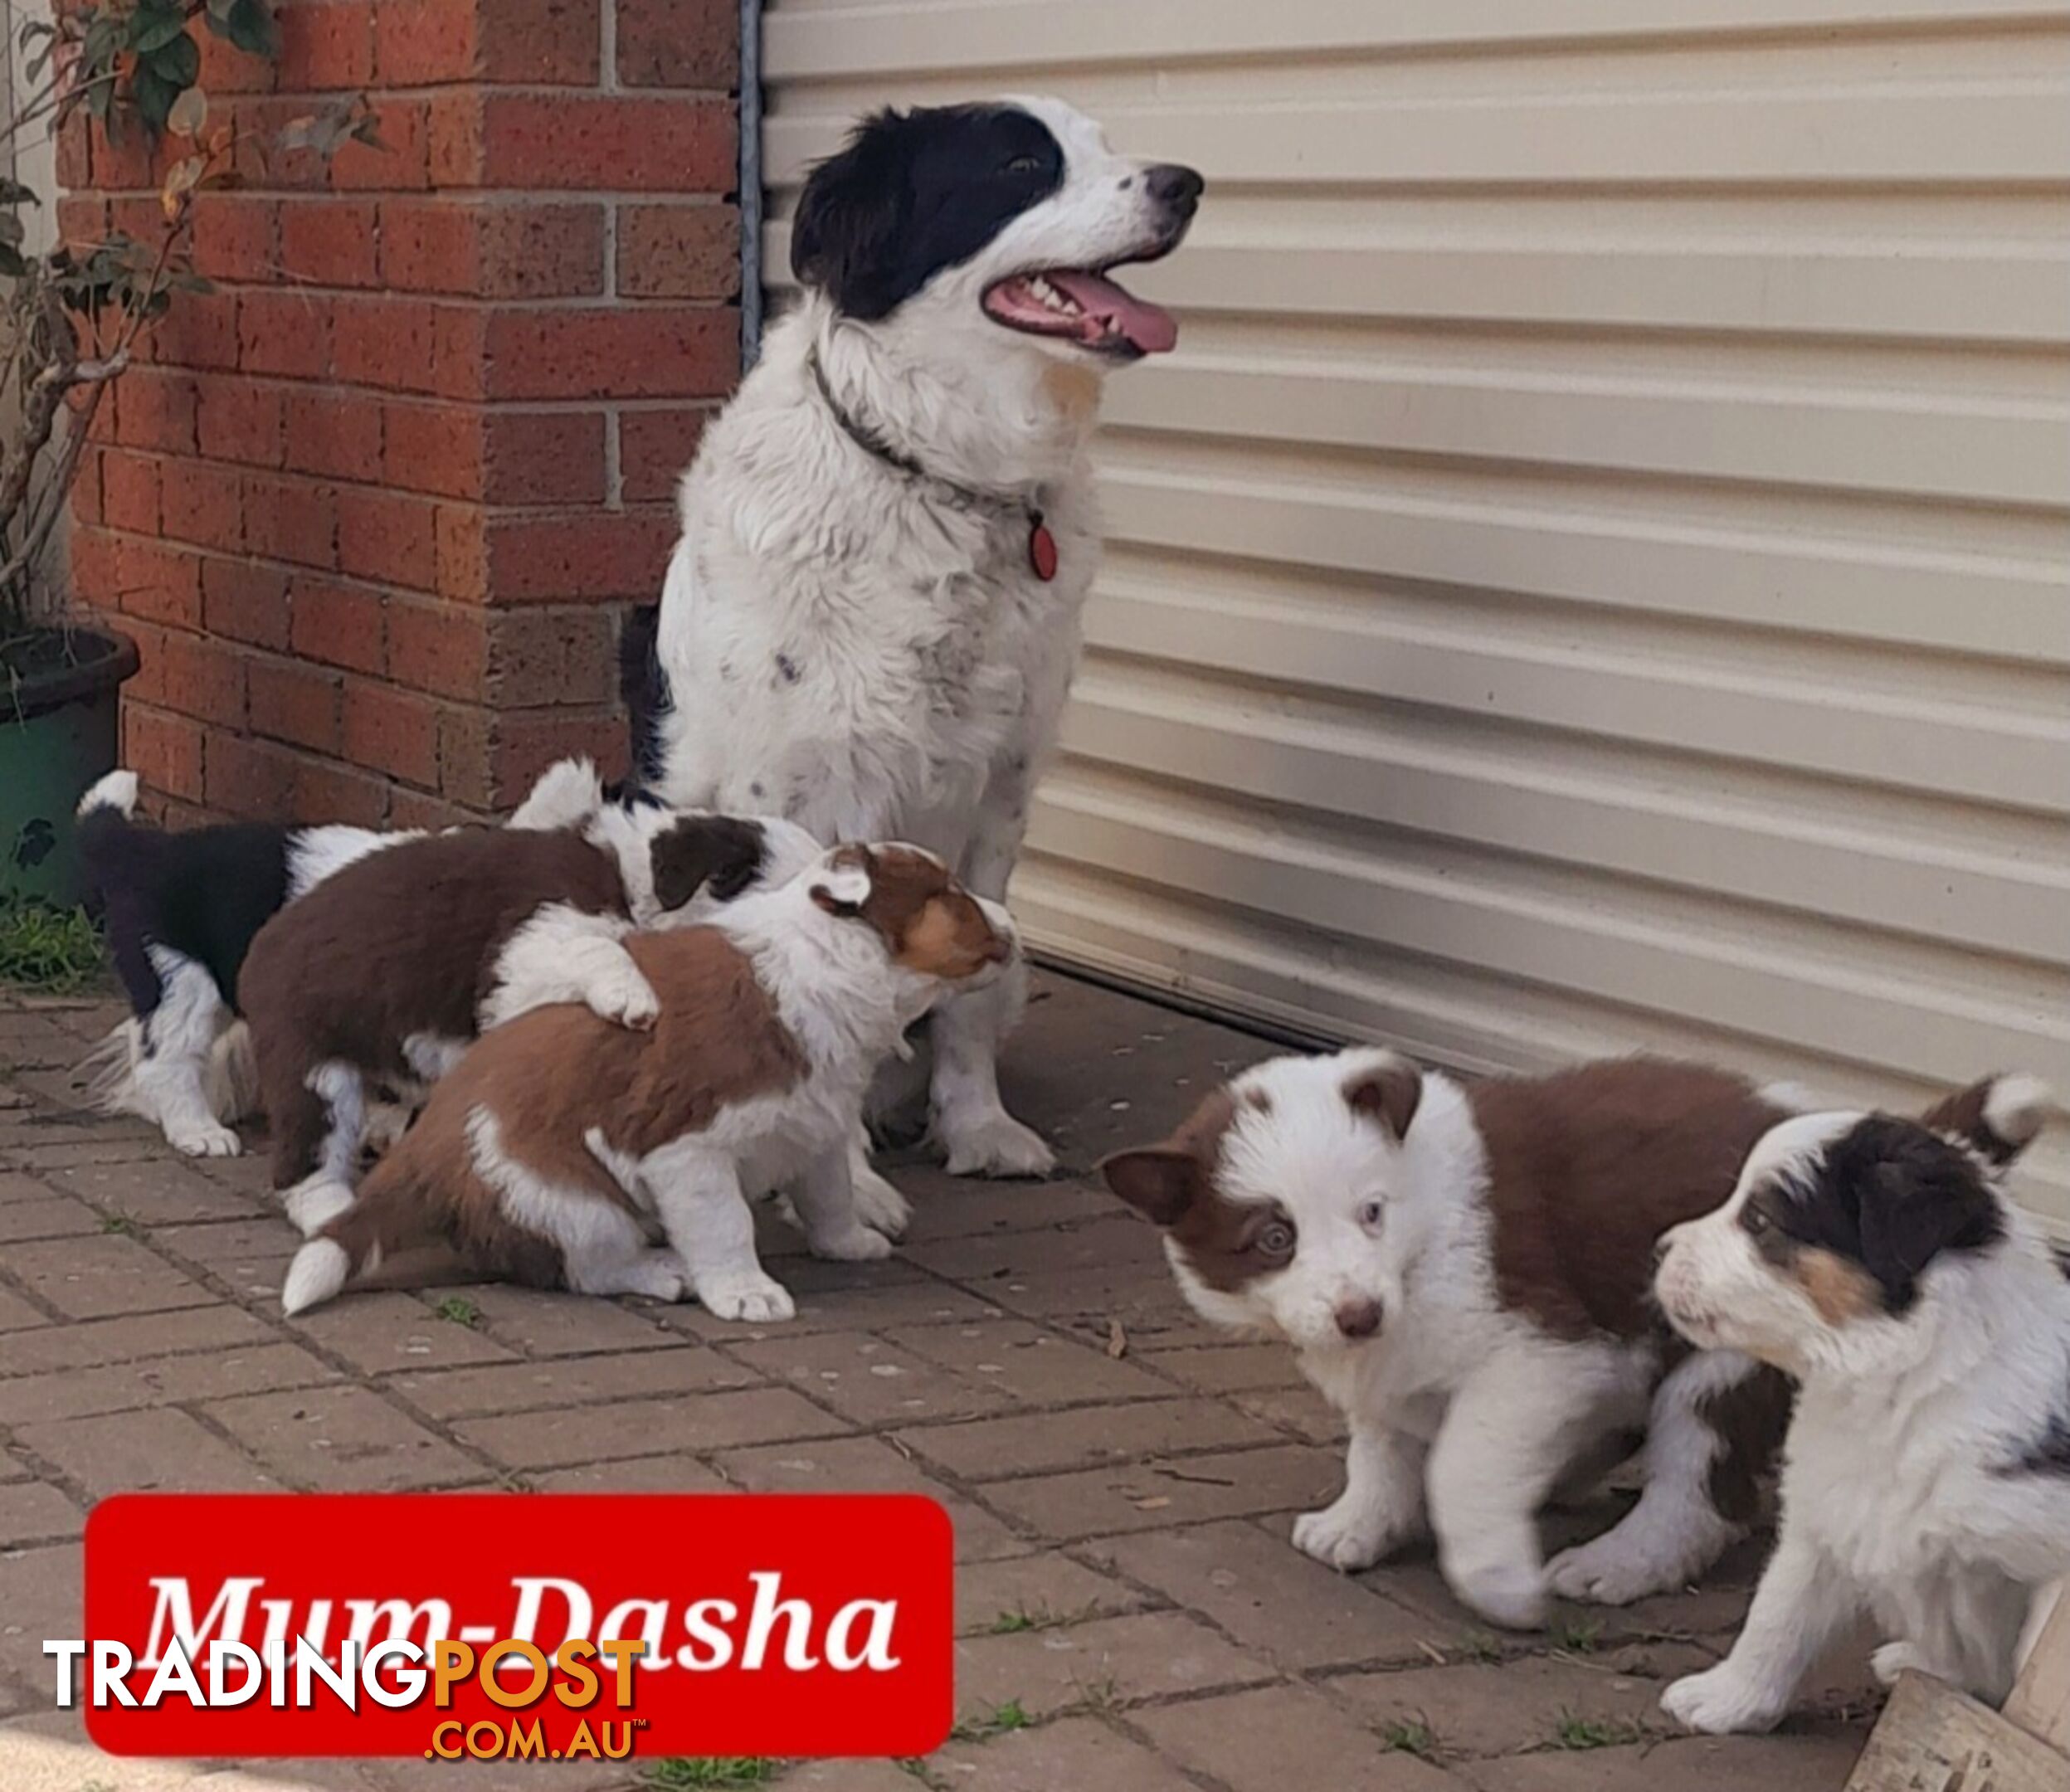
1;2;368;917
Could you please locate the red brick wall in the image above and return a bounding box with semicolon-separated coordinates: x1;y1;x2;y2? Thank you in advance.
61;0;740;828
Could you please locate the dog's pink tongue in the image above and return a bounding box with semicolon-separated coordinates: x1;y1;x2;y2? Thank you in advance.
1048;270;1179;353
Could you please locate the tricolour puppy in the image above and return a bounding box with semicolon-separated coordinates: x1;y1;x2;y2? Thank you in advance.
641;98;1201;1179
1104;1049;1818;1629
239;797;811;1233
70;760;604;1157
1655;1074;2063;1731
281;845;1014;1322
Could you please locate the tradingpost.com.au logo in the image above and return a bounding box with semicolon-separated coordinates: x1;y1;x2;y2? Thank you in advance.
55;1493;952;1760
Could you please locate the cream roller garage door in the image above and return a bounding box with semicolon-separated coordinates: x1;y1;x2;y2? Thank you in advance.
758;1;2070;1220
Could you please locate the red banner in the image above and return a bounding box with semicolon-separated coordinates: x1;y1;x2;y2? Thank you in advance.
75;1493;952;1760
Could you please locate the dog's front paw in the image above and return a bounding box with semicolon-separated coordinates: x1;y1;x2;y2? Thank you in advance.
1546;1532;1697;1606
808;1221;895;1264
1870;1641;1931;1688
168;1118;241;1157
591;971;660;1031
1449;1561;1549;1632
938;1108;1054;1180
1660;1665;1789;1735
1292;1498;1401;1573
850;1164;912;1241
695;1272;796;1324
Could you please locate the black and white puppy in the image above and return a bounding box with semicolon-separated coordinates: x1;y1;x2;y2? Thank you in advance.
73;759;666;1158
636;98;1201;1178
1654;1074;2066;1730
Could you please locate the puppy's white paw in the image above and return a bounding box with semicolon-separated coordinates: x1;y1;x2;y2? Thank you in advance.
810;1222;896;1264
1449;1560;1549;1632
621;1250;689;1303
696;1273;796;1324
591;971;660;1031
1870;1641;1929;1687
938;1108;1054;1180
168;1118;241;1157
1660;1665;1788;1735
1546;1533;1697;1606
1291;1498;1400;1573
851;1165;913;1241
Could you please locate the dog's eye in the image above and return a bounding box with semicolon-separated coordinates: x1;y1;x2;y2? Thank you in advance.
1356;1200;1384;1232
1004;154;1044;174
1255;1220;1295;1259
1741;1206;1770;1237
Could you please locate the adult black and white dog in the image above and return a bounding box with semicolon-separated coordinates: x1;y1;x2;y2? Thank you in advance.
1654;1075;2067;1729
629;97;1202;1177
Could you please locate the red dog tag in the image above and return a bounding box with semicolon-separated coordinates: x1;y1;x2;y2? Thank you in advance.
1028;517;1058;582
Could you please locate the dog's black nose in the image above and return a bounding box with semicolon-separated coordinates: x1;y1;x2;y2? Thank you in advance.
1334;1298;1383;1341
1145;163;1205;217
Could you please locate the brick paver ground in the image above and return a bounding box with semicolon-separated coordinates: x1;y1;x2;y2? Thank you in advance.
0;974;1880;1790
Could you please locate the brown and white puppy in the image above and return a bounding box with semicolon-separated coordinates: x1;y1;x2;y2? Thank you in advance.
1655;1076;2063;1731
1103;1048;1818;1629
280;843;1016;1323
240;801;802;1234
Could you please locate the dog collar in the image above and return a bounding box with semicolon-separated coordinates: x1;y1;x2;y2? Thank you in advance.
808;348;1058;583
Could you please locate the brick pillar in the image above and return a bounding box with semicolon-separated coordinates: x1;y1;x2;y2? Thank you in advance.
61;0;740;828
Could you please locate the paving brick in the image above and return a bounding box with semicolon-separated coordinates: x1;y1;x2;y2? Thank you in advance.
205;1385;485;1492
41;1156;258;1225
0;1342;339;1428
902;1174;1122;1244
782;1761;926;1792
1233;1381;1350;1444
889;1316;1173;1407
1144;1342;1314;1394
283;1290;524;1374
957;1609;1273;1726
897;1397;1282;1484
428;1282;680;1356
1333;1645;1717;1760
0;1195;101;1244
532;1454;731;1494
456;1387;847;1471
1135;1683;1468;1790
0;1480;81;1546
16;1409;277;1499
388;1347;759;1419
905;1213;1164;1283
0;1545;81;1687
956;1551;1148;1636
1093;1520;1451;1672
981;1443;1342;1541
665;1281;1007;1343
928;1714;1204;1792
2;1234;214;1321
0;1305;274;1376
724;1330;1015;1428
1459;1728;1863;1792
711;1435;1027;1565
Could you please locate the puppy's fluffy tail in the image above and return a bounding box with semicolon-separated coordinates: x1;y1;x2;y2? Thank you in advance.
77;768;140;820
1923;1073;2058;1166
618;602;671;791
505;756;603;832
281;1152;439;1316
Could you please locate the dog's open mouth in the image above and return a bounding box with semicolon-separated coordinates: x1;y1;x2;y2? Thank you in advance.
981;266;1178;357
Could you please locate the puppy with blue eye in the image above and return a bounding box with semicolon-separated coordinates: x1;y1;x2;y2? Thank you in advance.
1103;1047;1833;1630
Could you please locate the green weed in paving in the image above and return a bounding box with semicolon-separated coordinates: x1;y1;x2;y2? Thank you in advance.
0;898;102;992
644;1760;779;1789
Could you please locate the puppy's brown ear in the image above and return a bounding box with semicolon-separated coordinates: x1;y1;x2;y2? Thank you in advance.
1919;1073;2054;1166
1100;1147;1201;1228
1343;1059;1422;1141
650;817;767;912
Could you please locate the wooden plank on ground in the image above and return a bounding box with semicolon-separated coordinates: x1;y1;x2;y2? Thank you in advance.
2004;1585;2070;1753
1844;1671;2069;1792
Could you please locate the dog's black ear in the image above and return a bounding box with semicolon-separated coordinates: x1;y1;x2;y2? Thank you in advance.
791;109;913;320
1848;1120;2005;1312
1100;1147;1202;1228
650;817;767;913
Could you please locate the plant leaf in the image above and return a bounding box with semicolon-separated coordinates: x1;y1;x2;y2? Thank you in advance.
160;154;207;220
222;0;281;60
167;83;208;139
0;244;27;280
149;31;202;89
133;62;179;135
0;178;38;208
129;5;192;56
